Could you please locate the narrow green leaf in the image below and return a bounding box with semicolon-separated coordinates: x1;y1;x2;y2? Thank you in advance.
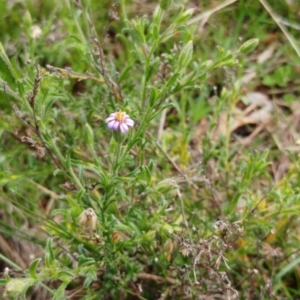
53;281;70;300
45;238;55;266
239;38;259;54
177;40;193;70
28;258;42;279
78;257;96;268
0;42;19;84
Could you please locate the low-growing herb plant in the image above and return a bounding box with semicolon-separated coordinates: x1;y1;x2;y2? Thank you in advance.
1;0;300;299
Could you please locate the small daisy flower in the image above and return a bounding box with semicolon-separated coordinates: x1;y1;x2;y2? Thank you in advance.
105;111;134;134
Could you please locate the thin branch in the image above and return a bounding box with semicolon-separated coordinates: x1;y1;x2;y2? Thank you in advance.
260;0;300;58
137;272;178;285
188;0;238;26
46;64;105;84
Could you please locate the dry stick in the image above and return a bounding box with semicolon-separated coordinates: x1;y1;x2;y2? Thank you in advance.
239;120;270;150
46;65;105;84
278;18;300;31
260;0;300;58
238;269;257;286
193;249;203;284
188;0;238;28
27;179;60;201
121;288;148;300
265;85;300;95
27;179;60;215
66;287;84;299
137;272;178;285
275;247;300;267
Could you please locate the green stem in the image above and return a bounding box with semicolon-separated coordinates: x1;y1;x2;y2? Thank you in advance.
120;0;127;21
0;253;23;271
113;142;121;176
141;46;156;109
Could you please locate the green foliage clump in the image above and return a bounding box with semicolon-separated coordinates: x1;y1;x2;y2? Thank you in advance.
1;0;300;299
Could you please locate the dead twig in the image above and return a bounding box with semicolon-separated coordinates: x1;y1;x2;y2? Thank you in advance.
137;272;178;285
260;0;300;58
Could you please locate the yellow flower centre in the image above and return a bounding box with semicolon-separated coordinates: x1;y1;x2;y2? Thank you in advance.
115;111;126;123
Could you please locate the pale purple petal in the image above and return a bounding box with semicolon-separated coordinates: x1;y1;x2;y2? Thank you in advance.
105;116;115;123
120;123;128;134
107;121;115;130
108;121;120;130
125;119;134;127
112;121;120;130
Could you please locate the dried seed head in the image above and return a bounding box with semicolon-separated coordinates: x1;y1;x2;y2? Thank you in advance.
108;10;119;21
78;208;97;231
180;246;192;257
111;231;121;243
262;243;283;258
33;145;46;158
21;136;36;146
31;25;42;39
60;182;77;191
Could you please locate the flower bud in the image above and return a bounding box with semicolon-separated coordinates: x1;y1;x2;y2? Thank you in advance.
4;267;10;281
159;0;173;10
178;40;193;69
139;230;156;245
156;179;179;195
111;231;121;243
23;10;32;27
5;279;31;297
239;38;259;54
78;208;97;231
175;8;194;24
